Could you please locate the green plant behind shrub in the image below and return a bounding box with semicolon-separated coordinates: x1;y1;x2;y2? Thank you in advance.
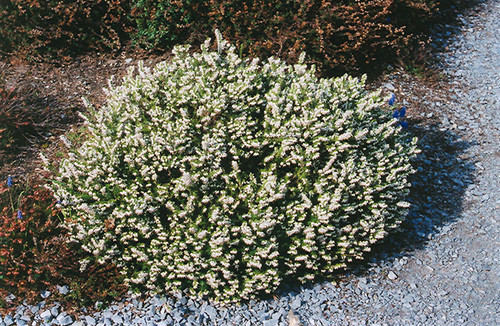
52;35;418;302
128;0;446;75
0;0;131;58
1;0;458;75
130;0;206;48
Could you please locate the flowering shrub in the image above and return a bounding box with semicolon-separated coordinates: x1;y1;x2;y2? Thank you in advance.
53;36;418;302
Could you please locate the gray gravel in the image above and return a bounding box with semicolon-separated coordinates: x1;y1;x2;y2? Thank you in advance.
2;0;499;325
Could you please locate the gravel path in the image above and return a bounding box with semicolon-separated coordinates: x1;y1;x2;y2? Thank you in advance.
1;0;499;325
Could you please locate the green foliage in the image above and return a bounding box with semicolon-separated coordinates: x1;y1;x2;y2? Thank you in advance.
1;0;461;74
130;0;206;48
128;0;452;75
53;37;418;303
0;0;132;59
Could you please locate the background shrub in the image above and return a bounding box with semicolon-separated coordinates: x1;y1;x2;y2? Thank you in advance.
52;37;418;302
121;0;467;75
1;0;463;74
129;0;435;75
0;0;131;59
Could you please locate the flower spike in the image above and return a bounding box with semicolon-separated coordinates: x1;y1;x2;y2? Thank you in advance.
388;93;396;106
399;106;406;118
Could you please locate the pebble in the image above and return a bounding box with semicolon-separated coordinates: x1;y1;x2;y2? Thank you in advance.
50;306;59;317
383;83;395;90
56;312;73;325
40;290;51;299
387;271;398;280
4;294;15;303
57;285;70;295
85;316;96;325
3;315;14;326
40;309;51;318
111;315;123;324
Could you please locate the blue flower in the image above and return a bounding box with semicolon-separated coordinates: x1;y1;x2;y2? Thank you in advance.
17;209;23;220
393;106;408;129
399;106;406;118
7;176;12;188
388;93;396;106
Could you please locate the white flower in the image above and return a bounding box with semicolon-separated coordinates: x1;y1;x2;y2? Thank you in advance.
53;33;418;303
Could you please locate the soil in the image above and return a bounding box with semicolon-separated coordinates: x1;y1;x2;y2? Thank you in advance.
0;49;172;184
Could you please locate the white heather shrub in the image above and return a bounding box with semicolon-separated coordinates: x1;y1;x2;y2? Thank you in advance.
53;35;418;303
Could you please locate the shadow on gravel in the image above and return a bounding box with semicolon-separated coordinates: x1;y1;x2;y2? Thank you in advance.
272;119;477;300
427;0;487;63
353;119;477;273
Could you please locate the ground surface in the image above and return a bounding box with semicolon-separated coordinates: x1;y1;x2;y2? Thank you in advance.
0;0;498;325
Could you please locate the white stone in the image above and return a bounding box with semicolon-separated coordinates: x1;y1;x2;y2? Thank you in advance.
287;310;302;326
388;271;398;280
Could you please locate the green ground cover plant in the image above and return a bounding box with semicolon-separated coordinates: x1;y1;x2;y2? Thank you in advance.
52;35;418;303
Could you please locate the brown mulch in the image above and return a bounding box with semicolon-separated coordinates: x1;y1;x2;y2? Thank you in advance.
0;49;171;184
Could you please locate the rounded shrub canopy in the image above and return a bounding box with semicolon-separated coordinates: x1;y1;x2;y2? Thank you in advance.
53;35;418;302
